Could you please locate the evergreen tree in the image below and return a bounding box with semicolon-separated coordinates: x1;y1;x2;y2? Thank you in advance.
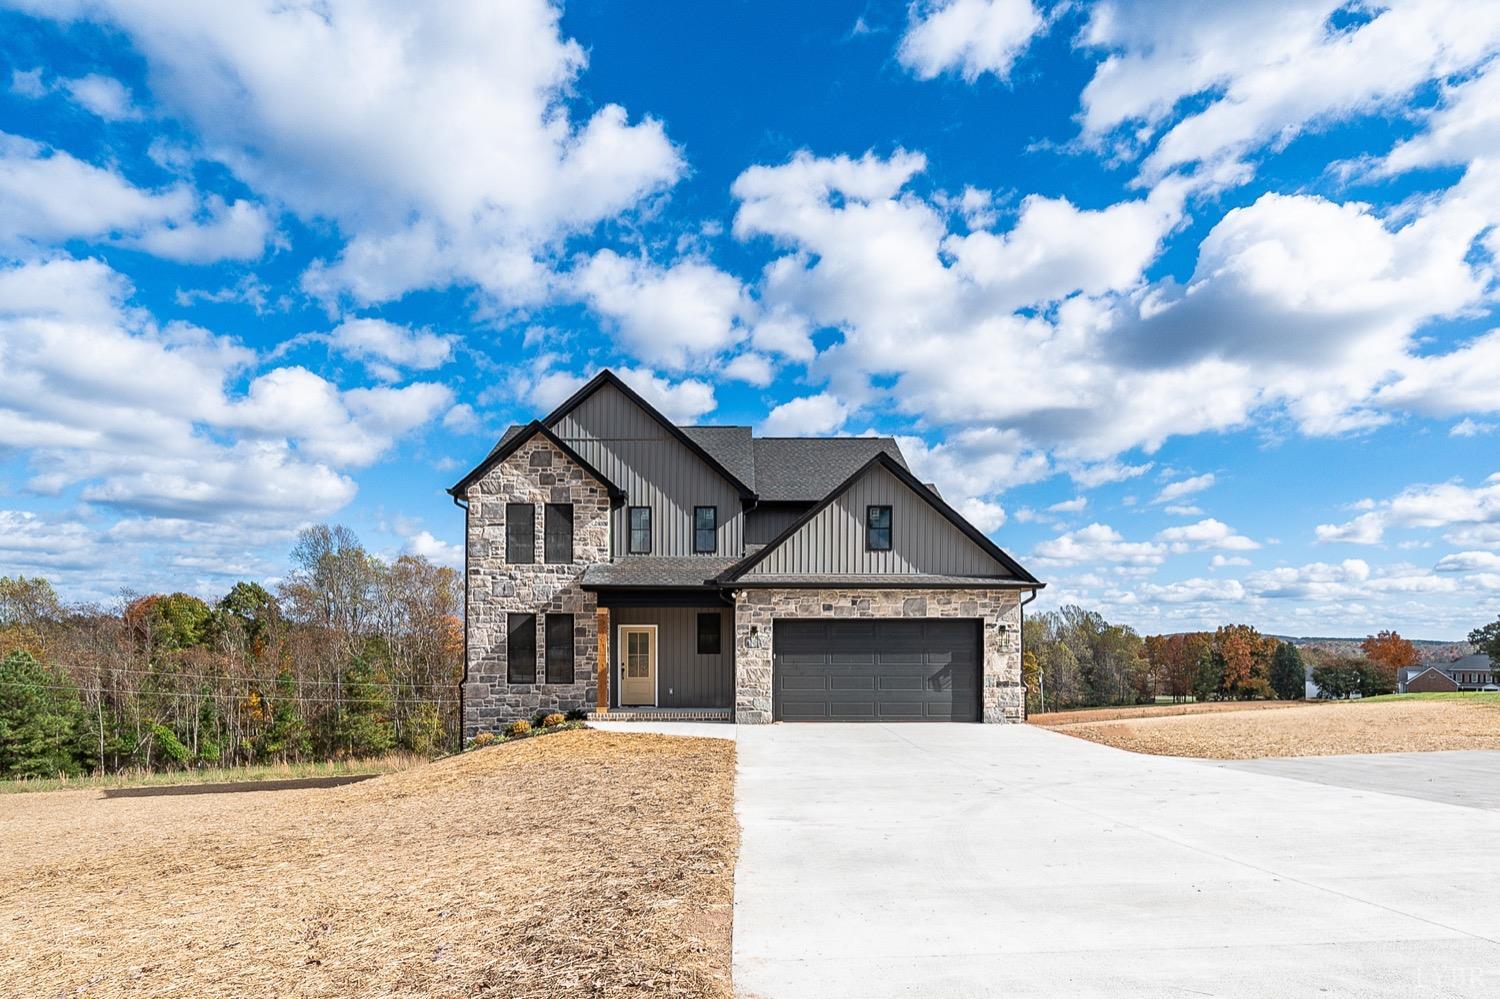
0;650;90;778
1269;642;1306;701
333;653;395;757
259;670;311;762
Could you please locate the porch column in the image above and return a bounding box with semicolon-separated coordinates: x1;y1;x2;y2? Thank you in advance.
595;605;609;713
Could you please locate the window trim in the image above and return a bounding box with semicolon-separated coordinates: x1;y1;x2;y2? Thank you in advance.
696;612;721;656
627;505;653;554
505;503;535;564
507;613;537;684
866;504;893;551
693;505;718;554
544;502;573;564
544;613;575;685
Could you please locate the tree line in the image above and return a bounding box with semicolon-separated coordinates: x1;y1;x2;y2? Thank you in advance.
1022;605;1438;713
0;525;461;780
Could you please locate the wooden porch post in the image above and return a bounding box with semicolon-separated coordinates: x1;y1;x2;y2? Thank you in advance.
596;606;609;713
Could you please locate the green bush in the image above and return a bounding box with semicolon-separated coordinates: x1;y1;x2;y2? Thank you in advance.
564;708;588;721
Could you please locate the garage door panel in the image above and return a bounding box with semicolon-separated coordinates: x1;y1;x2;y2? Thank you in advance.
773;618;981;723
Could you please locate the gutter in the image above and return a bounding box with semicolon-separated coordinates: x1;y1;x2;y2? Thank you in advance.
452;490;469;753
1020;587;1039;721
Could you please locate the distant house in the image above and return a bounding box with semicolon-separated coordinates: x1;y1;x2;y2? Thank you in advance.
1397;654;1497;693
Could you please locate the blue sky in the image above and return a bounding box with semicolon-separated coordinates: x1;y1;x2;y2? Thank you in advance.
2;0;1499;639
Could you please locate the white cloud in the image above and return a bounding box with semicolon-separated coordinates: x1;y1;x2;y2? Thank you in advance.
323;318;454;380
442;403;479;434
0;133;271;262
898;0;1044;82
406;529;463;569
1153;472;1214;504
573;250;749;369
0;256;446;523
10;68;46;98
1451;418;1496;438
1381;57;1500;174
1434;550;1500;573
722;352;775;387
1047;497;1087;513
1067;460;1152;488
1210;554;1251;568
958;497;1007;532
17;0;684;308
1317;475;1500;546
1033;522;1166;566
1138;577;1246;604
1079;0;1500;187
1155;517;1259;552
612;367;717;424
1163;503;1202;517
761;393;849;437
61;73;140;121
896;428;1049;512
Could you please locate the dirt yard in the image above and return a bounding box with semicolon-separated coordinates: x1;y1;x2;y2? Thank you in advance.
0;729;737;999
1039;697;1500;759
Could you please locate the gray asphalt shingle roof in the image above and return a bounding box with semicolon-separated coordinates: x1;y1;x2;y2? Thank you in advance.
580;556;743;589
680;426;756;489
747;437;907;502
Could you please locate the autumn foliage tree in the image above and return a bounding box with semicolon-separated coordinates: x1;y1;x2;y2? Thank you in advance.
1360;631;1419;694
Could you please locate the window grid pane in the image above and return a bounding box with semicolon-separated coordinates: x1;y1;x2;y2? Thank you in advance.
544;503;573;564
506;503;535;564
545;613;574;684
696;612;721;655
693;506;717;554
628;506;652;553
867;505;892;551
507;613;536;684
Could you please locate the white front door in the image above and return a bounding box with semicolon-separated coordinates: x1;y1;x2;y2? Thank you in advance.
619;626;657;706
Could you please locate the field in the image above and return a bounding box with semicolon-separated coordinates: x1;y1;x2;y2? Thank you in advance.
1036;694;1500;759
0;729;737;999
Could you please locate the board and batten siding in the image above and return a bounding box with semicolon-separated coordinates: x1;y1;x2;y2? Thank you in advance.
610;606;733;708
553;381;744;557
745;503;811;544
745;464;1012;577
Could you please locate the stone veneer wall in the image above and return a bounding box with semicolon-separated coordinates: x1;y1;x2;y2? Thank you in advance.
463;436;612;738
732;588;1024;724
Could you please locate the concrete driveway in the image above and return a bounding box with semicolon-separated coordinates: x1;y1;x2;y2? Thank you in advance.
733;724;1500;998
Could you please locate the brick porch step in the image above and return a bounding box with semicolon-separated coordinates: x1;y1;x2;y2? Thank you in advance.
587;708;732;722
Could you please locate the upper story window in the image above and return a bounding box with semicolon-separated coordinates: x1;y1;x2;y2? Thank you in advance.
628;506;652;554
866;505;892;551
693;506;717;554
544;503;573;564
506;503;535;563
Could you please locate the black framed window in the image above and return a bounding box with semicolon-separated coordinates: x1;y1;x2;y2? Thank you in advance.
507;613;536;684
696;612;721;655
693;505;717;554
544;503;573;564
506;503;535;564
628;506;652;554
866;505;892;551
545;614;575;684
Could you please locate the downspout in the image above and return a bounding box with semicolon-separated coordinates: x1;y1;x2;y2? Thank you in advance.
451;491;469;753
1020;588;1039;721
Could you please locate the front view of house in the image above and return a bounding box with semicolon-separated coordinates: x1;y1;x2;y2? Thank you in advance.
449;370;1043;736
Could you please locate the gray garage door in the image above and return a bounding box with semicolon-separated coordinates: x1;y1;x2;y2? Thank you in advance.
773;619;981;722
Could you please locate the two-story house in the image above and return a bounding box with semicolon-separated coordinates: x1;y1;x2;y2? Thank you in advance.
448;370;1043;736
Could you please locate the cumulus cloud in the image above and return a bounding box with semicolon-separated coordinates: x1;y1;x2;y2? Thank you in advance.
61;73;140;121
405;529;463;569
15;0;684;308
0;256;447;523
321;318;454;381
1155;518;1259;552
1153;472;1214;504
1078;0;1500;187
1032;523;1166;566
0;133;272;262
1317;474;1500;546
761;393;849;437
898;0;1044;82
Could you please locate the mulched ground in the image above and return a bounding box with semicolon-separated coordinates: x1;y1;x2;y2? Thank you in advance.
0;729;737;998
1044;698;1500;759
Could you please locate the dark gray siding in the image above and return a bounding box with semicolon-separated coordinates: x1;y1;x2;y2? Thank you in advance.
553;381;745;557
610;606;733;708
746;463;1012;577
745;503;811;544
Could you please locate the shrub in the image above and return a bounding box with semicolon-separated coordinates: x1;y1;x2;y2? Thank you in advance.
469;731;496;749
530;709;550;728
542;712;565;728
505;720;532;738
564;708;588;721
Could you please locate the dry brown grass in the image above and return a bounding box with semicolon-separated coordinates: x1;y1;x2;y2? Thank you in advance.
0;729;737;999
1043;698;1500;759
1029;700;1301;727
